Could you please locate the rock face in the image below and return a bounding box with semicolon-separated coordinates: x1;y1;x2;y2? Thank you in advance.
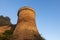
0;26;11;34
0;16;11;34
13;6;43;40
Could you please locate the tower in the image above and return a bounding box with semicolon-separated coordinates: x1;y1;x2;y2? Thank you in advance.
13;6;43;40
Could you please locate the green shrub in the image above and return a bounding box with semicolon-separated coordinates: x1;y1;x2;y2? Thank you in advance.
0;16;11;26
0;30;13;40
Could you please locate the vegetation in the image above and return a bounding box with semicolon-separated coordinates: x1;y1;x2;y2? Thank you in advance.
0;16;11;26
0;30;13;40
0;15;45;40
0;15;16;40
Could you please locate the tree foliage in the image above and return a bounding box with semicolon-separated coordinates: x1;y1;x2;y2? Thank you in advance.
0;16;45;40
0;30;13;40
0;16;11;26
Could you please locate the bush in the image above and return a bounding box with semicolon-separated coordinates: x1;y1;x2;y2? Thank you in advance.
0;30;13;40
0;16;11;26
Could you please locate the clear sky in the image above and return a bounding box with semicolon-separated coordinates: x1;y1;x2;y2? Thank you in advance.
0;0;60;40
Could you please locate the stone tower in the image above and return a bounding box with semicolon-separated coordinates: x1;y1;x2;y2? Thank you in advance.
13;6;43;40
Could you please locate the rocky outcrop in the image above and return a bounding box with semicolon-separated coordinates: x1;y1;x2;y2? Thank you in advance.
0;16;11;26
13;6;44;40
0;16;11;34
0;26;11;34
0;6;45;40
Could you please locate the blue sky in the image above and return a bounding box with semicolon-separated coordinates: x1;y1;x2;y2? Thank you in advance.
0;0;60;40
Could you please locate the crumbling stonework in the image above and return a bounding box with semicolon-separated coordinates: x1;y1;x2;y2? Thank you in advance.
13;6;43;40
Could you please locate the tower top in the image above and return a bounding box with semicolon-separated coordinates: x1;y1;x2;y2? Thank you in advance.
18;6;35;16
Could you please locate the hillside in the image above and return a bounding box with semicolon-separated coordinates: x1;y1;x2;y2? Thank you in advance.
0;16;16;40
0;7;45;40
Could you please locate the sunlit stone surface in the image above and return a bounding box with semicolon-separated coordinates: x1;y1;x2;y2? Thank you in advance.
13;6;43;40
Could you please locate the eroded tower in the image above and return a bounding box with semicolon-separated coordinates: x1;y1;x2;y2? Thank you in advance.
13;6;43;40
